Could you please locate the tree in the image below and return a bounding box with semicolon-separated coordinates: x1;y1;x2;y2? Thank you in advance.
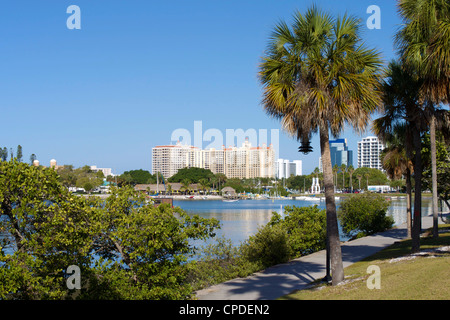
338;193;394;239
16;145;23;162
373;59;426;252
168;167;214;184
0;147;7;161
0;159;95;299
347;165;355;192
29;154;37;165
340;164;347;190
396;0;450;239
357;174;362;190
378;123;414;237
258;6;384;285
0;160;220;299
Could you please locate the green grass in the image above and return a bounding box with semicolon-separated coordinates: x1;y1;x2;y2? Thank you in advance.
280;225;450;300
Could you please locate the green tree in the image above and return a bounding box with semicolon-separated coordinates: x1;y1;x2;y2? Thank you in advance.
168;167;214;184
29;154;37;165
378;123;414;237
373;59;427;252
120;169;153;185
16;145;22;162
0;159;95;299
396;0;450;240
0;147;7;161
258;6;384;285
0;160;220;299
338;193;394;239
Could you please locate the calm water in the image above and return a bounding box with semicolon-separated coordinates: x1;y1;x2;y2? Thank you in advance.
175;197;444;248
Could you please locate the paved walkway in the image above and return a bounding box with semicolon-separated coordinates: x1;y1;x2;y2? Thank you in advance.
195;214;447;300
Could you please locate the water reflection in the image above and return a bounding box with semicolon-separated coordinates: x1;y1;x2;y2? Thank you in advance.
175;197;449;247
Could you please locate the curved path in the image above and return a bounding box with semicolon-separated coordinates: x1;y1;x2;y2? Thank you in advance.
195;214;447;300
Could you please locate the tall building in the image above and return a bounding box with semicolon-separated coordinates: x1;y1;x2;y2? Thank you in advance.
276;159;302;179
152;140;275;179
152;142;199;178
357;136;385;170
319;138;353;172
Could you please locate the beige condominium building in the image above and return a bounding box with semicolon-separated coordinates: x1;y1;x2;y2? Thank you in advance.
152;140;275;179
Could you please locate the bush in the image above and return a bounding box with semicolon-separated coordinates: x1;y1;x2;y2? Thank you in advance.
276;205;327;256
338;193;394;239
240;223;292;270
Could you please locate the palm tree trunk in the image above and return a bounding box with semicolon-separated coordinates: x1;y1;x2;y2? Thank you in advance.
406;168;412;238
412;128;422;253
320;125;344;285
430;114;439;238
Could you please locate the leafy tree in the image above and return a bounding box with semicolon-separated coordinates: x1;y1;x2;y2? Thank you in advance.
258;6;384;285
121;169;153;185
168;167;214;184
338;193;394;239
0;159;95;299
0;160;220;299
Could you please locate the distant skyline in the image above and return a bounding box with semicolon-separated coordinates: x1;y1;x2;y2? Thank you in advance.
2;1;400;175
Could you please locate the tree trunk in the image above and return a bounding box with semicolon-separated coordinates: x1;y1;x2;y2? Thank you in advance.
430;114;439;238
405;168;412;238
319;125;344;286
411;128;422;253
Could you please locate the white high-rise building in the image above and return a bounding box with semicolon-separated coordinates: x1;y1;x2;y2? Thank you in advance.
357;136;385;170
152;140;275;179
276;159;302;179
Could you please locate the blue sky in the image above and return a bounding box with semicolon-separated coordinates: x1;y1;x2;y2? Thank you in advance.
1;0;401;175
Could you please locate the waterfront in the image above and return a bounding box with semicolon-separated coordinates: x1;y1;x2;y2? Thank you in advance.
175;197;448;248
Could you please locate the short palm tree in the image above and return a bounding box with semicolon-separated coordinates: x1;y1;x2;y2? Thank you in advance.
258;6;384;285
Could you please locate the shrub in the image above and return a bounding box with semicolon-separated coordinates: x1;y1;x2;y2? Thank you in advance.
277;205;327;256
338;193;394;239
240;223;292;270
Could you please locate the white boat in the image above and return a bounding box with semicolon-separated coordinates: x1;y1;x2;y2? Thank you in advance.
223;199;239;203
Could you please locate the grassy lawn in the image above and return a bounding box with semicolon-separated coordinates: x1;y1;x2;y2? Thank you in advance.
280;225;450;300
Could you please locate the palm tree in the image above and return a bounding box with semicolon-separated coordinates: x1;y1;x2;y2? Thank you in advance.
364;173;370;190
396;0;450;239
340;164;347;191
357;174;362;190
373;59;427;252
347;165;355;193
258;6;384;285
181;179;191;195
378;123;414;237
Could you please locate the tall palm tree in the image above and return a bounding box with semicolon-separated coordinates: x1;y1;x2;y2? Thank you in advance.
377;123;414;237
258;6;384;285
340;164;347;191
373;59;426;252
347;165;355;193
396;0;450;239
357;174;362;190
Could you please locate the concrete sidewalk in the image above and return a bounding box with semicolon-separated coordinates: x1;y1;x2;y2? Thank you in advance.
195;214;447;300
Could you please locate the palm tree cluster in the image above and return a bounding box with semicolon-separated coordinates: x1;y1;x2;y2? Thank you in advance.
375;0;450;252
259;1;450;285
